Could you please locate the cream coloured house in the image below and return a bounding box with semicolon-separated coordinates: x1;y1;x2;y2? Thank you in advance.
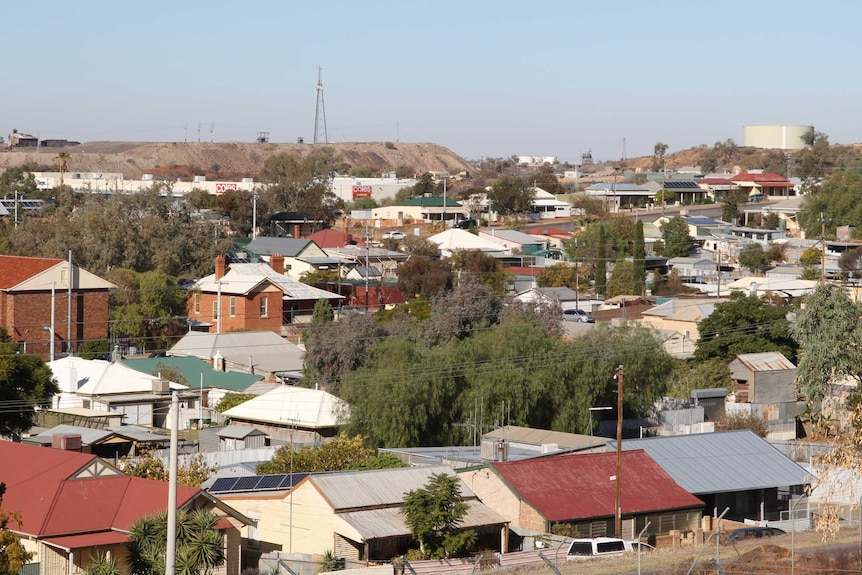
210;466;507;563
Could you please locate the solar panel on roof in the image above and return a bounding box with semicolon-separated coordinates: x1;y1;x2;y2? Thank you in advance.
257;475;284;490
234;476;260;490
209;477;239;492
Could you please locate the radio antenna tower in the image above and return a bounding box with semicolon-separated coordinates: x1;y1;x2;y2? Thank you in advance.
313;66;328;144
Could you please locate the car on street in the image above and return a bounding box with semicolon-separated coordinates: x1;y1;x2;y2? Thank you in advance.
454;218;477;229
727;526;786;542
563;308;596;323
381;231;407;240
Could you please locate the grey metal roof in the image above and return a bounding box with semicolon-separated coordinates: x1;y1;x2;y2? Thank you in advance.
611;430;811;494
216;424;266;439
481;229;543;244
169;330;305;374
29;424;168;445
246;237;313;257
334;500;505;541
310;465;477;511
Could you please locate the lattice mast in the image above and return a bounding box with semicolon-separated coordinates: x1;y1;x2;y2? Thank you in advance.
313;66;328;144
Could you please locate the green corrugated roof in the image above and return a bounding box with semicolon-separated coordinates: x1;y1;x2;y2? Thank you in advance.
120;357;263;392
398;197;462;207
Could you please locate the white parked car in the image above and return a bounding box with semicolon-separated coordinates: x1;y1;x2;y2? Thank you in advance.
562;308;596;323
381;231;407;240
566;537;654;560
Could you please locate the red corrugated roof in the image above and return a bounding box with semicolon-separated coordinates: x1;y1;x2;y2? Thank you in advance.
306;229;366;248
731;173;789;183
505;266;542;276
526;228;572;238
42;530;131;551
0;442;199;537
0;255;64;289
491;450;702;522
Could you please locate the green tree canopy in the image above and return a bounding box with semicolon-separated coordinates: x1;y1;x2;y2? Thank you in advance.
536;263;584;289
402;473;476;559
259;149;342;228
397;258;453;299
449;250;506;294
256;434;405;474
0;483;32;575
798;171;862;240
213;393;256;413
792;282;862;414
486;177;533;216
107;268;188;349
738;243;771;273
695;292;795;364
7;187;229;278
0;328;58;436
605;260;639;299
656;216;693;258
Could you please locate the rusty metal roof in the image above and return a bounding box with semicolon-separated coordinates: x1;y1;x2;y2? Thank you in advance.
733;352;796;372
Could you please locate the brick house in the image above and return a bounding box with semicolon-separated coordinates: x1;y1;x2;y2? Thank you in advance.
0;255;114;359
188;255;342;333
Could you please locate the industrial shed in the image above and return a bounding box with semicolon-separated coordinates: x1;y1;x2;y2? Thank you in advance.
613;430;811;522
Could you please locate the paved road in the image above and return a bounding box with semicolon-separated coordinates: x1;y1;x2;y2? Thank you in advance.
522;200;781;232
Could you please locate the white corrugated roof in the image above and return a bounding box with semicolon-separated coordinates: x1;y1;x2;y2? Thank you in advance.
222;385;347;429
428;229;507;254
48;356;187;396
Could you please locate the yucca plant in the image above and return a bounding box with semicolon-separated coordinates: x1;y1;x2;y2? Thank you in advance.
127;509;225;575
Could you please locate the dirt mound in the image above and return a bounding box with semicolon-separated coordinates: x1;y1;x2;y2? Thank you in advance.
0;141;472;180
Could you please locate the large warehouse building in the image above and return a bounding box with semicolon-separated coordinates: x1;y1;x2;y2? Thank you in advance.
743;124;814;150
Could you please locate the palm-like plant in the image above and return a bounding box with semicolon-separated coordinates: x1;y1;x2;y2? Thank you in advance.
85;552;121;575
127;509;225;575
55;152;71;186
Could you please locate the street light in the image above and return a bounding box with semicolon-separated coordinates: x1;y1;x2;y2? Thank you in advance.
637;521;651;575
588;406;612;445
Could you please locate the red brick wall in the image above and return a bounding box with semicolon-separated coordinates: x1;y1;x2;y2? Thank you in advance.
188;291;283;334
2;289;109;359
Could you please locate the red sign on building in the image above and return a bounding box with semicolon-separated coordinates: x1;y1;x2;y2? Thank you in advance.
352;185;372;198
215;183;238;195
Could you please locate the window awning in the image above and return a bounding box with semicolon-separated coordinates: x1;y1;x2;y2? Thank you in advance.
42;531;130;551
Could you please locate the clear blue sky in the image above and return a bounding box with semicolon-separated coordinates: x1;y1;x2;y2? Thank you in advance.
6;0;860;163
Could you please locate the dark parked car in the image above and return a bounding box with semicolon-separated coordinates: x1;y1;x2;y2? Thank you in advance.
454;218;477;229
563;308;596;323
728;526;786;542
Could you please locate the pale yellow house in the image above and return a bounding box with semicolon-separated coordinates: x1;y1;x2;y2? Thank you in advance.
211;466;507;563
637;297;727;342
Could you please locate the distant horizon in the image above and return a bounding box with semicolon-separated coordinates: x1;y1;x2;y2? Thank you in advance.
6;1;860;164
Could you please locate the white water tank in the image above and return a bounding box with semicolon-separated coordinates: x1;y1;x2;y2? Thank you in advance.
743;125;814;150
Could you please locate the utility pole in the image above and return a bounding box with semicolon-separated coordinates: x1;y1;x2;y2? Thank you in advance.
821;212;826;280
615;364;624;537
364;224;370;310
166;391;179;575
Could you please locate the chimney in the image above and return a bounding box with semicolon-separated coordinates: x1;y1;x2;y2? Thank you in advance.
270;253;285;275
215;255;225;280
293;224;301;239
